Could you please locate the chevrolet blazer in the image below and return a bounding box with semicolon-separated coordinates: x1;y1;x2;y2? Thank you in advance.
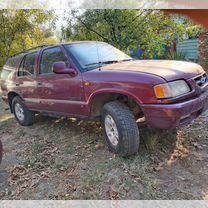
1;41;208;156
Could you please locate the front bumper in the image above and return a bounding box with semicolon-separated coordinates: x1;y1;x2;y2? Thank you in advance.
141;90;208;129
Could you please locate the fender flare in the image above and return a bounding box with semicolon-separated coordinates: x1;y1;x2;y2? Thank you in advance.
87;88;143;113
7;91;23;113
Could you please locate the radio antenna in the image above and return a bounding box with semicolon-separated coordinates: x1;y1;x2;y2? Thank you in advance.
95;41;101;71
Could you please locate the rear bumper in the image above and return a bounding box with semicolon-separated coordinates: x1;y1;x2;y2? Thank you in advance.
141;90;208;129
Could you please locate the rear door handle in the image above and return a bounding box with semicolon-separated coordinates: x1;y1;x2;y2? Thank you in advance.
15;83;20;86
37;82;42;86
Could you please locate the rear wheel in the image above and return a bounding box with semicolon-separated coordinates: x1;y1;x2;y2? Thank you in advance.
12;96;35;126
101;101;140;157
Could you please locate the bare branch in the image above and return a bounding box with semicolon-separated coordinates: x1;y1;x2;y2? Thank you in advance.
77;16;110;42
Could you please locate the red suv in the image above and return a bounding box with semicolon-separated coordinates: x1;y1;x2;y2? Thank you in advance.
1;41;208;156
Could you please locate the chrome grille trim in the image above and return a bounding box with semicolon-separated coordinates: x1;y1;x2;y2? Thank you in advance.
194;73;208;88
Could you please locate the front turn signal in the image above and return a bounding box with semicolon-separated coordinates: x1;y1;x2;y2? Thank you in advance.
154;83;170;99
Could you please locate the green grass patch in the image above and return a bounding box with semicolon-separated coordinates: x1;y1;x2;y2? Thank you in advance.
32;143;46;154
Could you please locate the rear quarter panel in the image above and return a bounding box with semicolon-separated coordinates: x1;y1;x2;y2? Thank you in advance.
0;55;24;103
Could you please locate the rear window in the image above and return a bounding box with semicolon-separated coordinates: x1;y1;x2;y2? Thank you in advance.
0;56;22;80
0;69;12;80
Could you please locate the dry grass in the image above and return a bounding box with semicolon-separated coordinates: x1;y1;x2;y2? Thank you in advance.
0;100;208;199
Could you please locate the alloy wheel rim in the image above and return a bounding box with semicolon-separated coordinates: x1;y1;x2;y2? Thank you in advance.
15;103;24;121
104;114;119;146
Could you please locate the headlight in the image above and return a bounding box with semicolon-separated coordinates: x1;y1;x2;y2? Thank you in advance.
154;80;190;99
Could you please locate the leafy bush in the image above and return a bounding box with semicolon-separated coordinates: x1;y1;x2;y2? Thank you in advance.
158;51;186;61
166;51;186;60
204;39;208;72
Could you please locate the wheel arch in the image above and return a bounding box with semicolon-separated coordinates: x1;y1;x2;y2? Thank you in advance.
88;89;143;119
7;91;22;113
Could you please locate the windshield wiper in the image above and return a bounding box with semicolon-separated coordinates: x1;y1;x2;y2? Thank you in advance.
85;60;119;67
84;59;133;69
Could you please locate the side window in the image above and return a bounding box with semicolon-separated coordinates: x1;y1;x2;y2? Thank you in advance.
1;57;22;80
40;47;69;74
18;53;37;76
0;68;11;80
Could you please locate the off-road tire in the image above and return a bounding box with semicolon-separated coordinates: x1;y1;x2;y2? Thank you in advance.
101;101;140;157
12;96;35;126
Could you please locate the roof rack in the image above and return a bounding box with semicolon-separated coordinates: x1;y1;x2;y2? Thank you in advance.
11;44;53;57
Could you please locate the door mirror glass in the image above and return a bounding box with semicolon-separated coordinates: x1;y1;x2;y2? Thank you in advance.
40;46;70;75
53;61;77;76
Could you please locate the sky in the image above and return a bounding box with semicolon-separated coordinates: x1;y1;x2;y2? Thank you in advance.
2;0;208;9
55;10;70;31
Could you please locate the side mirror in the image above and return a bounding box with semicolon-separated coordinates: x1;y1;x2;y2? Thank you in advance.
52;61;77;76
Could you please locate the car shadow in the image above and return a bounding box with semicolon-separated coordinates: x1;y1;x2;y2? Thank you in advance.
34;114;179;156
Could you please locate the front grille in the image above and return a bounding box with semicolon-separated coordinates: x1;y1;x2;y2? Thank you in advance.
194;73;208;88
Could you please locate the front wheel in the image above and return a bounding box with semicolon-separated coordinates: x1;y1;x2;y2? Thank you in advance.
101;101;140;157
12;96;35;126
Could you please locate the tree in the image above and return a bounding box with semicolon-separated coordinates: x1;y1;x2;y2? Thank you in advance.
62;10;203;58
0;10;57;69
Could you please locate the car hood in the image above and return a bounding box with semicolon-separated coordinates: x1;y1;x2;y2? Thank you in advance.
101;60;204;81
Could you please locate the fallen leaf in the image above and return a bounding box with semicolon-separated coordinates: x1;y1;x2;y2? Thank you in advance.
95;143;104;149
176;175;185;181
153;162;164;172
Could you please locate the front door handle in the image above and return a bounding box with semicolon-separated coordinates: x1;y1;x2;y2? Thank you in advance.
15;83;20;86
37;82;42;86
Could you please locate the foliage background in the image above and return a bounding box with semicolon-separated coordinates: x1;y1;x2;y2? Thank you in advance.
62;10;203;59
0;9;204;69
0;10;58;69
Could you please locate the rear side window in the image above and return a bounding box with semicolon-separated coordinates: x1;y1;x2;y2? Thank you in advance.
18;52;37;76
0;56;22;80
40;47;69;74
0;68;12;80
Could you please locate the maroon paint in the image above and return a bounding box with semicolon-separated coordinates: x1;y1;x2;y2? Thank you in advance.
52;61;77;76
1;43;208;129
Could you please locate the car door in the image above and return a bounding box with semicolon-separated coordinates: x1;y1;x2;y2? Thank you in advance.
35;46;87;117
15;52;40;110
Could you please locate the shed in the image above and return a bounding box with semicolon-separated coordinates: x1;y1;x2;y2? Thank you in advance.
176;39;199;61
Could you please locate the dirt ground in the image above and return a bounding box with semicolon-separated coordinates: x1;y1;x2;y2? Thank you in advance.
0;98;208;200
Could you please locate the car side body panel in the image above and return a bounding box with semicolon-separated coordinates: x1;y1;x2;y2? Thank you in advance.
1;42;208;130
83;69;166;105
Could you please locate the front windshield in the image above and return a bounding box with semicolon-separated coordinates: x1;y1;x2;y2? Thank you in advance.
64;42;132;71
